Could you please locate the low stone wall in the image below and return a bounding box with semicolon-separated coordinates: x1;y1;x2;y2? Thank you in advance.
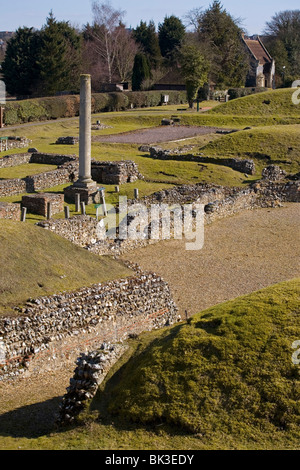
0;178;27;197
35;177;299;256
0;152;31;168
0;152;143;197
37;215;105;246
0;157;78;197
55;136;79;145
0;271;179;381
91;160;143;185
0;202;21;220
130;183;232;206
26;164;78;192
30;153;77;165
0;137;31;152
22;193;65;216
57;342;127;425
143;146;256;175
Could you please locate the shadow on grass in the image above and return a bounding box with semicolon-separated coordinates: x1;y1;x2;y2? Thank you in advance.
0;396;63;438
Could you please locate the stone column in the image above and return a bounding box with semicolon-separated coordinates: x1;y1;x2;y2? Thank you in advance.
64;74;99;205
76;74;93;188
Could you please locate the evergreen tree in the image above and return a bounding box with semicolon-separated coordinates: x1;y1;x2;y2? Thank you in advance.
132;53;151;91
190;1;248;88
158;15;185;63
37;11;81;96
2;27;41;97
133;20;162;68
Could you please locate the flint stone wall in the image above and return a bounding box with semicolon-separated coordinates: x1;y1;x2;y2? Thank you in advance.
35;178;299;256
0;202;21;220
22;193;65;216
0;153;79;197
57;342;127;425
0;152;77;169
55;137;79;145
37;215;105;246
0;152;31;168
144;146;256;175
0;153;143;197
0;137;31;152
91;160;143;185
0;272;179;381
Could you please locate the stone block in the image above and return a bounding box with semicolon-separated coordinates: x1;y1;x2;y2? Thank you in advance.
0;202;21;221
64;184;101;205
22;193;64;217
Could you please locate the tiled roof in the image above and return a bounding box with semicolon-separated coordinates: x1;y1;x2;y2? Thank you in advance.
244;38;272;65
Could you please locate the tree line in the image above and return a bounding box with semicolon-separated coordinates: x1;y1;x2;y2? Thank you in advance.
2;1;300;104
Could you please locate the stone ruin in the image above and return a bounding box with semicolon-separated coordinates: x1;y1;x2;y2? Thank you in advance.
22;193;64;217
141;145;256;175
0;136;32;152
0;202;21;221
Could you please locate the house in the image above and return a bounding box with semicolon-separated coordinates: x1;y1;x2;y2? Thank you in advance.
153;68;186;91
242;35;275;89
100;82;131;92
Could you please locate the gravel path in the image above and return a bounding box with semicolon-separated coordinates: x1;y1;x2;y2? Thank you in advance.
0;204;299;440
122;204;300;316
92;125;223;144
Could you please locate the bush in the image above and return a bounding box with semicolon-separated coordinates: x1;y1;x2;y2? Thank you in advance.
3;90;188;126
228;87;268;100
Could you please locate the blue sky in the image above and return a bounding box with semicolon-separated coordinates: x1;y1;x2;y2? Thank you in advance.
1;0;300;35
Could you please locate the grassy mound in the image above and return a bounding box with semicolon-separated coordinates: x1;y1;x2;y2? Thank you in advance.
0;220;132;315
200;124;300;175
210;88;300;117
97;280;300;441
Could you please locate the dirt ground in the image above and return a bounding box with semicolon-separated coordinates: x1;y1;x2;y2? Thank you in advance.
92;125;225;144
0;204;299;439
121;204;300;317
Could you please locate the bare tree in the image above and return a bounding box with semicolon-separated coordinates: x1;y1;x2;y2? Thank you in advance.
91;1;126;83
114;25;139;82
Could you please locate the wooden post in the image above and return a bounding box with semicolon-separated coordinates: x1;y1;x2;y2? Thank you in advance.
134;188;139;199
64;206;70;219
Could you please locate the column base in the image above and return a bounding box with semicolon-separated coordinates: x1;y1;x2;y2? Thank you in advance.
64;184;101;205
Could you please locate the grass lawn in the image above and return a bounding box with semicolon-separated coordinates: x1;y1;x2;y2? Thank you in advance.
0;220;132;315
200;124;300;175
0;163;55;180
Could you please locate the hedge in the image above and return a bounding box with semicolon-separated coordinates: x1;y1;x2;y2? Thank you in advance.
3;90;187;126
228;87;269;100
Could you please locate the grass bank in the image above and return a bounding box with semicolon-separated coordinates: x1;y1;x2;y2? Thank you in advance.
91;279;300;449
0;220;132;315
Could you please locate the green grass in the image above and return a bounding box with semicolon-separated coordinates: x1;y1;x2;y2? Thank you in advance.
0;89;299;219
200;124;300;175
88;279;300;449
210;88;300;118
0;163;55;180
0;220;133;315
0;112;251;220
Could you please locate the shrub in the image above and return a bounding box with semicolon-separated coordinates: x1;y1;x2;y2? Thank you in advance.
228;87;268;100
3;90;188;126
